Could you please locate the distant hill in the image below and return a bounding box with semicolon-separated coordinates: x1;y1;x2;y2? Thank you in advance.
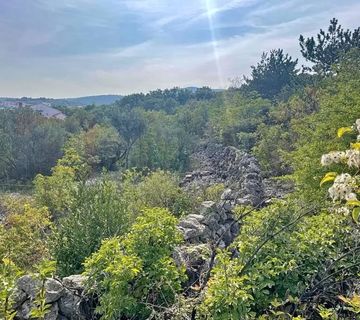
0;95;123;107
57;95;123;107
0;88;223;108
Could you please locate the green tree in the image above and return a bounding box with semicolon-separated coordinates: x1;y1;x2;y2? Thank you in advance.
299;18;360;74
245;49;299;99
0;108;67;182
67;124;124;171
110;107;146;167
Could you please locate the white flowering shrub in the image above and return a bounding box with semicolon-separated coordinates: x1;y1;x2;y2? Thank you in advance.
320;119;360;221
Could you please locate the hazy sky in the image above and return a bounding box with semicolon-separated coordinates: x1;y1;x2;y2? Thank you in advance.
0;0;359;98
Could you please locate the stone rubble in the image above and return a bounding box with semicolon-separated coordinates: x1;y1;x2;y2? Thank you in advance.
13;275;93;320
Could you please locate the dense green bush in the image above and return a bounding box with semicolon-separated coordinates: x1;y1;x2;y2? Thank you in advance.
52;178;131;276
84;208;185;320
0;195;51;270
199;200;353;319
209;92;271;151
34;147;89;216
290;49;360;201
120;169;193;217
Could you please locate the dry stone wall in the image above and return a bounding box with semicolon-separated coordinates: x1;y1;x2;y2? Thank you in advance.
13;275;94;320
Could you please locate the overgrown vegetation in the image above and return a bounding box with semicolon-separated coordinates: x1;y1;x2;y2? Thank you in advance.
1;18;360;319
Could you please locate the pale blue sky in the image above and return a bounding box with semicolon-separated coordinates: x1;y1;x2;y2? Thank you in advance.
0;0;359;97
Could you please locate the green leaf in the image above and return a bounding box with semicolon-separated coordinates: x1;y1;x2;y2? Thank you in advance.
352;207;360;224
347;200;360;207
320;172;337;186
337;127;353;138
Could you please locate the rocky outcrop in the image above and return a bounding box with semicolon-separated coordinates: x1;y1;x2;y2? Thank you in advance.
177;200;239;247
175;196;240;290
13;275;94;320
177;143;266;257
176;144;270;289
181;143;264;206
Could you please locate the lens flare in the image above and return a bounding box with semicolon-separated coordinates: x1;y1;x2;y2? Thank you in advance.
205;0;225;89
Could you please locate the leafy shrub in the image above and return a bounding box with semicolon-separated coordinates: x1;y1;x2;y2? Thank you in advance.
209;92;271;151
289;49;360;202
34;165;77;215
0;258;23;319
121;170;193;217
52;178;131;276
199;200;352;319
30;260;57;320
193;183;226;203
0;195;51;270
253;124;292;176
34;147;89;216
319;118;360;222
84;208;185;320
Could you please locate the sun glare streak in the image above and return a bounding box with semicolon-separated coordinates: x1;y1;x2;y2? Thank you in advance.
205;0;226;89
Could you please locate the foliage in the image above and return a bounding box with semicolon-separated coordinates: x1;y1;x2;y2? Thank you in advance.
198;200;352;319
338;294;360;314
0;195;51;270
66;124;124;171
202;183;226;202
253;85;320;176
34;146;90;217
0;108;67;182
30;260;57;320
84;208;185;320
289;49;360;202
319;118;360;222
120;169;193;217
52;177;131;276
300;18;360;74
129;110;194;171
0;258;22;320
117;87;216;113
245;49;299;100
109;107;146;167
252;124;292;176
209;92;271;150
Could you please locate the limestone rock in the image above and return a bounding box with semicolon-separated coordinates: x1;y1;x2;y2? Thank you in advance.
181;143;265;207
173;244;212;289
199;201;216;215
62;274;87;292
58;289;81;319
44;302;59;320
17;299;33;320
45;279;64;303
17;275;40;299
